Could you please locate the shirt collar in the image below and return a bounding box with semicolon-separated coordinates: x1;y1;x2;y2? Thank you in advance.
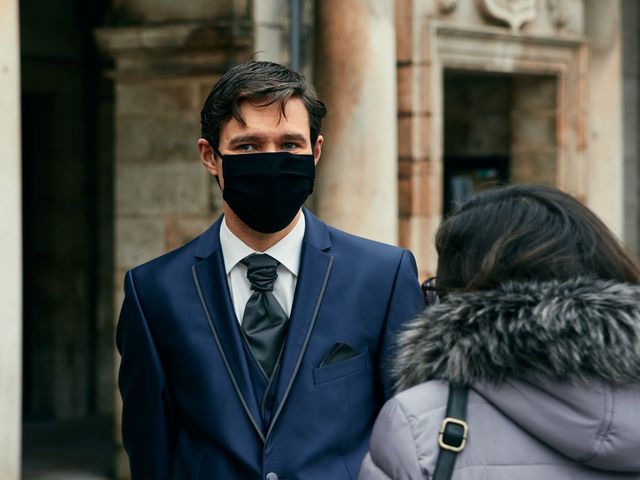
219;212;306;276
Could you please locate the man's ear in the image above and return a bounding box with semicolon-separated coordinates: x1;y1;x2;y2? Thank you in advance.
313;135;324;166
198;138;219;176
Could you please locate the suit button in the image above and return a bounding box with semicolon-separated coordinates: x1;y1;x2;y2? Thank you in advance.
266;473;279;480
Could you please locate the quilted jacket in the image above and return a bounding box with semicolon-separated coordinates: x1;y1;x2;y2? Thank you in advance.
359;278;640;479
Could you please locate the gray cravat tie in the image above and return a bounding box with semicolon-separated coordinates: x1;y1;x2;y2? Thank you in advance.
241;254;289;378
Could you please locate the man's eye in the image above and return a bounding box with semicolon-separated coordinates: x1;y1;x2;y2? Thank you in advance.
282;143;297;150
238;144;255;152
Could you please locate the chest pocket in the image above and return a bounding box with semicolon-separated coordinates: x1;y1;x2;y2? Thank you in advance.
312;349;369;385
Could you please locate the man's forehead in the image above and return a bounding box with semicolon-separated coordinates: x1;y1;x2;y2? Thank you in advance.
237;97;305;120
220;98;310;134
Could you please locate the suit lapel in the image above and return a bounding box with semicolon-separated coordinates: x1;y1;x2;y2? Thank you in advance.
191;218;266;442
266;209;333;440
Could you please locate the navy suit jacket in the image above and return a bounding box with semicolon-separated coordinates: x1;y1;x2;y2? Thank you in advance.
116;208;424;479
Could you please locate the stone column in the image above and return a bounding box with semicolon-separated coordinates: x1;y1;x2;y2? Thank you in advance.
254;0;288;62
0;0;22;477
586;0;624;238
314;0;398;244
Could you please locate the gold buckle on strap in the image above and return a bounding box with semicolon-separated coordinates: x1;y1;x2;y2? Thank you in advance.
438;417;468;452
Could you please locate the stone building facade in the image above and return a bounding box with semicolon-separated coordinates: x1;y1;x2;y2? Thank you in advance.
1;0;638;478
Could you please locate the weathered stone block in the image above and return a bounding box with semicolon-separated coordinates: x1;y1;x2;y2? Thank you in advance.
398;157;412;178
208;177;223;214
398;216;410;249
116;217;165;269
117;162;210;216
411;160;432;216
512;76;557;111
397;64;413;113
165;216;215;251
116;82;198;116
116;114;200;163
417;114;432;158
397;115;413;157
395;0;414;63
511;152;557;185
511;114;557;148
116;115;154;161
398;176;412;217
114;0;248;24
152;115;201;159
399;159;433;218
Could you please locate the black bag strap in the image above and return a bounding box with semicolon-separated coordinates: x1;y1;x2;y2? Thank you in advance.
432;383;469;480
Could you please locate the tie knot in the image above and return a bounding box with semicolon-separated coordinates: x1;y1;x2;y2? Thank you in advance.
241;254;280;292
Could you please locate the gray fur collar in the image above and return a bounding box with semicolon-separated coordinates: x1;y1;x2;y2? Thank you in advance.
393;278;640;392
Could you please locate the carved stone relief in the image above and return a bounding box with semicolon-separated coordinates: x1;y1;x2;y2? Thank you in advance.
439;0;458;14
479;0;538;32
547;0;570;28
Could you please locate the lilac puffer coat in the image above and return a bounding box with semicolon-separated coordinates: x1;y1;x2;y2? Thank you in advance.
359;278;640;479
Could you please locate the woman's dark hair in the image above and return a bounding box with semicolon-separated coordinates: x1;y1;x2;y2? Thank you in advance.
200;60;327;152
435;184;640;295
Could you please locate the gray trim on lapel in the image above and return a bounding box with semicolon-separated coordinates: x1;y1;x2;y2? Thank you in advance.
192;265;266;443
265;255;334;441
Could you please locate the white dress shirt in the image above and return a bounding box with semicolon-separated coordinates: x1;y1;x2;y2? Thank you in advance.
219;213;305;324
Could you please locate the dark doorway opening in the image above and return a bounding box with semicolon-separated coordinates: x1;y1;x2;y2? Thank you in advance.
20;0;115;477
443;70;512;213
443;69;558;213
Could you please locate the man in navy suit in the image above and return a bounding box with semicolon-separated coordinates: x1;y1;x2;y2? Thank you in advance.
116;60;424;479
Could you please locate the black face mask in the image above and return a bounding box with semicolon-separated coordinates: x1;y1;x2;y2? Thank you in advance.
221;151;315;234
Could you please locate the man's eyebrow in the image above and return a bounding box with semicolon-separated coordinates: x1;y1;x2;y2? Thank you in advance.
279;132;308;143
227;134;266;145
226;132;309;146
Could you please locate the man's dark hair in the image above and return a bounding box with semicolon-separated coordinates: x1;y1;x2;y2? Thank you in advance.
435;184;640;296
200;61;327;152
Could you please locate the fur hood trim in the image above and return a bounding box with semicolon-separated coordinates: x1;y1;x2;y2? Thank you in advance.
393;278;640;392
